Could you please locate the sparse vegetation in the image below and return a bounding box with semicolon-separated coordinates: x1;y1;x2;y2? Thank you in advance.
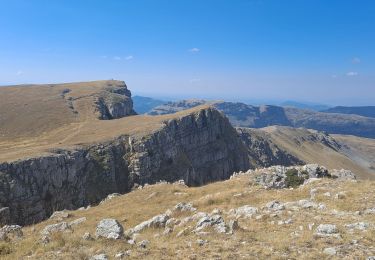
285;169;306;188
1;175;375;259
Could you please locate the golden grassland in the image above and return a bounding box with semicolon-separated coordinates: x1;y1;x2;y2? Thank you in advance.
2;175;375;259
0;80;210;162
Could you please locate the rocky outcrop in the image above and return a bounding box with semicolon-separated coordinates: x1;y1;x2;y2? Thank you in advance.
96;82;136;119
0;108;249;225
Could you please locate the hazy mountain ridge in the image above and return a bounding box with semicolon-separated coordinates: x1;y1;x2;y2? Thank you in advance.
132;96;166;114
322;106;375;118
147;100;375;138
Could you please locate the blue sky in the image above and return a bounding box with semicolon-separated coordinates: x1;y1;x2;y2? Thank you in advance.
0;0;374;105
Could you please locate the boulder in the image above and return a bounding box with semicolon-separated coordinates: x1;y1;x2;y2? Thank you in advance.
345;222;370;231
314;224;340;238
49;210;70;221
174;202;197;212
229;205;258;218
128;212;170;235
0;225;23;241
41;222;70;236
96;219;124;239
195;214;226;233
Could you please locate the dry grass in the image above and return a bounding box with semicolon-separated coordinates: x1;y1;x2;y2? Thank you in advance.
0;80;210;162
261;126;375;180
2;176;375;259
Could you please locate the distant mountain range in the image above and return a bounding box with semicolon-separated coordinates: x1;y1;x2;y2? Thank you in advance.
132;96;166;114
141;98;375;138
322;106;375;118
279;101;331;111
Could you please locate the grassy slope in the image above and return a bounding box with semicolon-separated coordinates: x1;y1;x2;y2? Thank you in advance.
0;80;210;162
2;175;375;259
260;126;375;180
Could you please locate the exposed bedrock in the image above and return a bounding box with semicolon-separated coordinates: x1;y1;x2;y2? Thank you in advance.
0;108;250;225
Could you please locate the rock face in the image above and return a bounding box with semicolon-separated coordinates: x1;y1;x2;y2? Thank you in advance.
96;82;136;119
237;127;303;167
0;108;250;225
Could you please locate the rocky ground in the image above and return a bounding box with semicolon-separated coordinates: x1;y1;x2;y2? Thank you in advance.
1;165;375;259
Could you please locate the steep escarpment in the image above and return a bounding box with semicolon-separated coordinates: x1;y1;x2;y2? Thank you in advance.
96;83;136;119
237;127;303;168
128;108;250;186
0;108;249;225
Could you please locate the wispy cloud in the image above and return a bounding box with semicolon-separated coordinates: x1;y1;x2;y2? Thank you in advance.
125;55;134;60
352;57;361;64
113;56;122;60
188;48;200;53
331;74;338;79
16;70;23;76
100;55;108;59
346;71;358;77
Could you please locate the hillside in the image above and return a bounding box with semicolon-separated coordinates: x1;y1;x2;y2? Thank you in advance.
256;126;375;179
149;100;375;138
322;106;375;118
0;81;253;226
1;167;374;259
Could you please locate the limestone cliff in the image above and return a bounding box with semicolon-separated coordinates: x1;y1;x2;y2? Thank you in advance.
0;108;249;225
95;82;137;119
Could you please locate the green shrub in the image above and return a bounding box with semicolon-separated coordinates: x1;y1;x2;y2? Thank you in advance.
285;169;305;188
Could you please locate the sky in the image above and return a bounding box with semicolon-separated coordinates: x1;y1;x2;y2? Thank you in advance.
0;0;374;105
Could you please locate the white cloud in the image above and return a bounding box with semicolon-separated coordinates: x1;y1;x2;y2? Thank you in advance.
346;71;358;77
16;70;23;76
113;56;122;60
331;74;338;78
352;57;361;64
188;48;200;53
125;55;134;60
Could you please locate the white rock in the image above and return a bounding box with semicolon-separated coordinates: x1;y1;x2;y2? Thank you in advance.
41;222;70;236
49;211;70;221
174;202;196;212
323;247;336;255
90;254;108;260
229;205;258;218
128;213;170;235
96;219;124;240
315;224;340;238
69;217;87;227
345;222;370;231
0;225;23;241
265;201;285;211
